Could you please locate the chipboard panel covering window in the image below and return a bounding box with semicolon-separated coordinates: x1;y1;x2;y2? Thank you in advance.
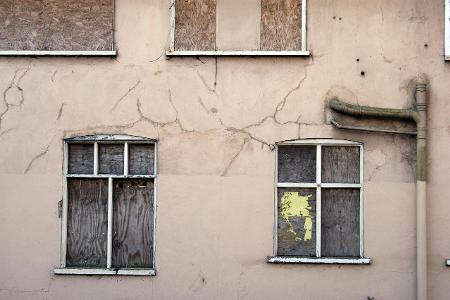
0;0;115;55
54;135;157;276
268;139;370;264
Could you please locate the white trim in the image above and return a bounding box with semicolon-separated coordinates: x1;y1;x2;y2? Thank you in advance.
166;50;311;57
93;142;99;175
169;0;176;52
301;0;307;51
0;51;117;56
124;142;129;176
277;182;361;188
274;146;279;255
61;143;69;268
278;139;362;146
277;182;317;188
66;174;156;179
321;183;362;188
65;134;156;142
445;0;450;60
446;259;450;266
359;145;364;257
316;145;321;257
54;268;156;276
107;177;113;269
152;142;158;270
267;256;371;265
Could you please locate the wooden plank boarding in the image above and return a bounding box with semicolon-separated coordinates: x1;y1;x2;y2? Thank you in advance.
129;144;155;175
321;146;360;183
112;179;154;268
99;144;124;175
278;145;316;183
174;0;216;51
260;0;302;50
68;144;94;174
66;179;109;267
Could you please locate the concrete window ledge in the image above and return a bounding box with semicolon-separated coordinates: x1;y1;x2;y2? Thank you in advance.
165;50;311;57
445;259;450;266
54;268;155;276
267;256;372;265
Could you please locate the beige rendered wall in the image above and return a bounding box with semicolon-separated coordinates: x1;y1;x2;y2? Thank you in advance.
0;0;449;299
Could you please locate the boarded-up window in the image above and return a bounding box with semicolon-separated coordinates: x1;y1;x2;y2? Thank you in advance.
276;141;363;258
0;0;114;53
62;137;156;271
171;0;307;53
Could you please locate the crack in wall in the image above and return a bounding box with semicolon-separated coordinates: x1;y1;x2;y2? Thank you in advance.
1;66;31;132
221;137;250;176
24;145;49;174
110;80;141;111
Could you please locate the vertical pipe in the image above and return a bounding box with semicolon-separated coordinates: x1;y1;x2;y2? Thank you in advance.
415;83;427;300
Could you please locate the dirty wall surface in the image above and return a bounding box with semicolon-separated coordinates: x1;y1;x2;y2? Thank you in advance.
0;0;449;299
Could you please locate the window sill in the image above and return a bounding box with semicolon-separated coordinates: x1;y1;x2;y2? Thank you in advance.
267;256;371;265
166;50;311;57
54;268;155;276
445;259;450;266
0;50;117;56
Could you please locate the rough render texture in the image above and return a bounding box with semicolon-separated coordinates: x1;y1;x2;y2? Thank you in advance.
0;0;449;299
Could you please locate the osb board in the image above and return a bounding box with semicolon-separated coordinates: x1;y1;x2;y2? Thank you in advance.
68;144;94;174
175;0;216;51
278;145;316;183
277;188;316;256
216;0;260;51
321;146;360;183
260;0;302;51
113;179;153;268
0;0;113;51
321;188;360;257
66;179;108;267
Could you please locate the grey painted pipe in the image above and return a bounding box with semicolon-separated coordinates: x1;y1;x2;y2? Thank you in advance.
329;83;428;300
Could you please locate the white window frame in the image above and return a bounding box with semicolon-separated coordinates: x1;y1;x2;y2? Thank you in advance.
0;0;116;56
166;0;309;57
54;134;157;276
445;0;450;60
267;139;371;265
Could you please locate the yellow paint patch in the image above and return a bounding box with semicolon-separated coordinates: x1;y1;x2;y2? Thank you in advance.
280;192;313;241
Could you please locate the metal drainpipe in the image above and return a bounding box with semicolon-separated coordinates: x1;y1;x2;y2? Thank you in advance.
328;82;428;300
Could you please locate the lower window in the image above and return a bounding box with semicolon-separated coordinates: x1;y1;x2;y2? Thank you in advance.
55;135;157;276
269;139;369;264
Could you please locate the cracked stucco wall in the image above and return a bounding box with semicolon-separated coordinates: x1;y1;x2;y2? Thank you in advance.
0;0;449;299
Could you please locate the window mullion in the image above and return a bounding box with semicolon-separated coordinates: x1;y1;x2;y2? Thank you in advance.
61;142;69;268
359;145;364;257
107;177;113;269
124;142;129;176
316;145;322;258
94;142;99;175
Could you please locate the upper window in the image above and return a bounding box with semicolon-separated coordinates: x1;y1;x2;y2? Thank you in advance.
167;0;309;56
0;0;115;56
268;139;370;264
54;135;156;276
446;0;450;60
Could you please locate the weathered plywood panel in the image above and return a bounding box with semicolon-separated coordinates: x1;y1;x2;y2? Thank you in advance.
321;188;360;257
175;0;216;51
277;188;316;256
216;0;260;51
66;179;108;267
113;179;153;268
322;146;360;183
68;144;94;174
278;145;316;183
0;0;113;51
129;144;155;175
99;144;124;175
260;0;302;51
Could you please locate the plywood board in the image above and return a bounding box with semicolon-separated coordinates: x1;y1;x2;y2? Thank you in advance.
129;144;155;175
260;0;302;50
68;144;94;174
0;0;114;51
321;188;360;257
322;146;360;183
278;145;316;183
113;179;153;268
99;144;124;175
66;179;108;267
277;188;316;256
174;0;216;51
216;0;260;50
